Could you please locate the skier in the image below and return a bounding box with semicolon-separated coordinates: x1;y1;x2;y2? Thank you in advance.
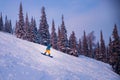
44;44;52;56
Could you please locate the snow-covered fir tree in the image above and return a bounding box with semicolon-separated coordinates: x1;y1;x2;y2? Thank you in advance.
110;24;120;75
30;17;38;43
0;13;4;31
82;31;89;56
9;20;12;33
4;16;12;33
78;39;82;55
57;27;62;51
88;37;93;57
69;31;78;57
100;30;106;62
15;3;25;39
38;6;50;45
50;20;57;49
15;21;19;35
108;37;112;64
59;15;68;53
23;13;31;41
4;16;8;32
34;19;39;43
106;47;110;63
94;42;100;60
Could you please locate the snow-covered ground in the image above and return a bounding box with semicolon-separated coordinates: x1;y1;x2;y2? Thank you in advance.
0;32;120;80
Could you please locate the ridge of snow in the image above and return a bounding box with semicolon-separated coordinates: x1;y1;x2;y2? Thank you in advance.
0;32;120;80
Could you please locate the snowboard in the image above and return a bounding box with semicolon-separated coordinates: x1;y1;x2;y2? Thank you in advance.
41;53;53;58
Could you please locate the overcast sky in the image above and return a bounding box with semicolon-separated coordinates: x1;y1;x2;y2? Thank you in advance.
0;0;120;44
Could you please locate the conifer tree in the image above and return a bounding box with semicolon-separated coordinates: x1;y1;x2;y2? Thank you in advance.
95;42;100;60
106;46;111;63
99;30;106;62
9;20;13;33
24;13;30;41
111;24;120;75
4;16;12;33
15;3;25;39
57;27;62;51
82;31;89;56
0;13;4;31
30;17;38;43
89;38;93;57
69;31;78;57
50;20;57;49
78;39;82;55
38;6;50;45
34;19;38;43
69;31;76;49
4;16;9;32
108;37;112;64
59;15;68;52
15;21;18;35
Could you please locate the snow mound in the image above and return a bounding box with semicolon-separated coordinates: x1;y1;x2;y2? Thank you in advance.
0;32;120;80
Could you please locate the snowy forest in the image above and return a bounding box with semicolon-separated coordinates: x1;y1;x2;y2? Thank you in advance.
0;3;120;75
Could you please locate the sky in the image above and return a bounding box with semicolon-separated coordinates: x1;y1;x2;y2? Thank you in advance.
0;0;120;44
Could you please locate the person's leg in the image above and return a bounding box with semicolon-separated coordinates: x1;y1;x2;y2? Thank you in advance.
47;50;51;56
44;50;47;55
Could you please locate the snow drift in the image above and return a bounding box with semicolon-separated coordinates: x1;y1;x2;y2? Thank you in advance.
0;32;120;80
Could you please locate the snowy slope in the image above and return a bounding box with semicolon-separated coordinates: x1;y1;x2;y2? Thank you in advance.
0;32;120;80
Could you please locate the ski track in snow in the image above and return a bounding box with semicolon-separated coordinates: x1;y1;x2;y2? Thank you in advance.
0;32;120;80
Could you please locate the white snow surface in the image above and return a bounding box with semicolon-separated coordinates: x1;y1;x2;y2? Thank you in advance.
0;32;120;80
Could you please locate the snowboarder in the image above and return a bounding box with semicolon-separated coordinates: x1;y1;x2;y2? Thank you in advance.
43;44;52;56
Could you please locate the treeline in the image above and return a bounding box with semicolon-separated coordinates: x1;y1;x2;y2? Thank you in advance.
0;3;120;75
0;13;13;34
